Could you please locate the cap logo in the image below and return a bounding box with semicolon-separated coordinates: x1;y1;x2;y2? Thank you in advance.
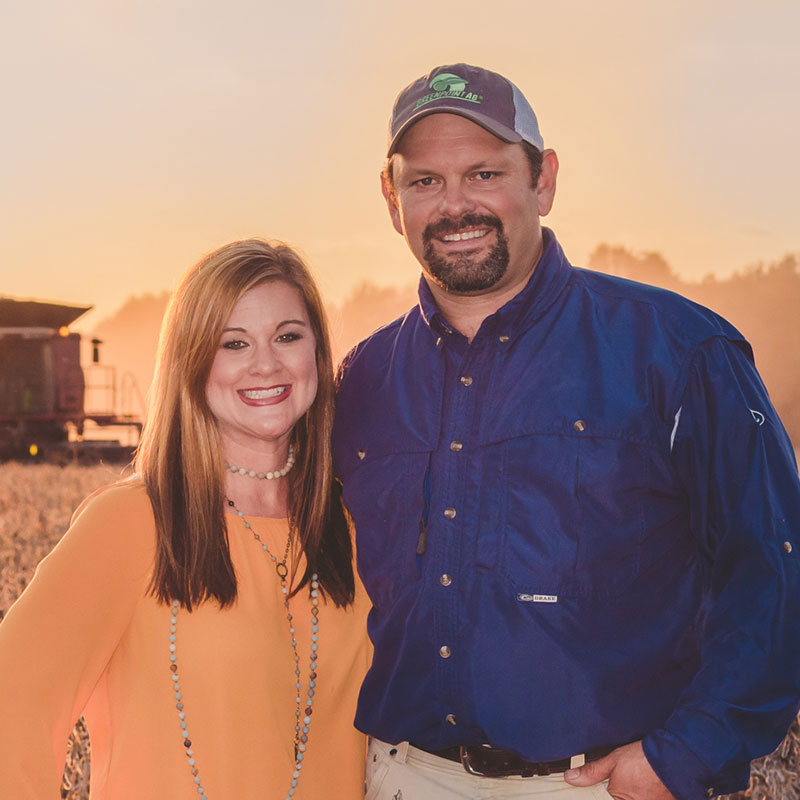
430;73;468;93
413;71;483;111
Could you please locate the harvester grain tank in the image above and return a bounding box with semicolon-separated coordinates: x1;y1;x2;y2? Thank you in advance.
0;297;141;461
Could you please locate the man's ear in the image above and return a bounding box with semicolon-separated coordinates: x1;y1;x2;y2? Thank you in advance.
536;149;559;217
381;172;404;235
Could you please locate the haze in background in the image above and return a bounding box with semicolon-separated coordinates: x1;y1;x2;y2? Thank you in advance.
91;248;800;449
2;0;799;329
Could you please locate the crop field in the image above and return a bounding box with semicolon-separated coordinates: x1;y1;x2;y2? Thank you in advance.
0;462;798;799
0;462;128;799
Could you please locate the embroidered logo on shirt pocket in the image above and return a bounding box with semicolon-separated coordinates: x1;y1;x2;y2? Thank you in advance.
517;593;558;603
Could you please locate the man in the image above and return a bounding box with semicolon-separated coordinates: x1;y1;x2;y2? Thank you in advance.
333;63;800;800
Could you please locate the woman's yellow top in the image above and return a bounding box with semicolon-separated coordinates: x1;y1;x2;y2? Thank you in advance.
0;481;372;799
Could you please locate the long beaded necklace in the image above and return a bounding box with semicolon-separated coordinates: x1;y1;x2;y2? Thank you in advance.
168;492;320;800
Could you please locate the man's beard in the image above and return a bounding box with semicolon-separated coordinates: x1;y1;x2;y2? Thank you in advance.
422;214;509;293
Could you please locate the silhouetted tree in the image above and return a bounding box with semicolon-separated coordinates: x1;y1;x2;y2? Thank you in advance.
588;244;680;289
328;281;418;364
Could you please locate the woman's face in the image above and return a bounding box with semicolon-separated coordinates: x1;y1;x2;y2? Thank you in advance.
206;280;318;457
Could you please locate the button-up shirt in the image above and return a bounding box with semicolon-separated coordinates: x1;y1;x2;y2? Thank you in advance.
333;230;800;800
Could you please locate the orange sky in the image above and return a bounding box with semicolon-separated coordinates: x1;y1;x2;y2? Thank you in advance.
2;0;798;329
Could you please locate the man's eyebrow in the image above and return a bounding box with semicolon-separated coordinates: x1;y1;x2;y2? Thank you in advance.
400;166;435;178
403;159;504;176
465;158;511;172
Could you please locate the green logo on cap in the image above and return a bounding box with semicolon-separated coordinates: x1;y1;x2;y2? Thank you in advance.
430;73;468;93
413;72;483;111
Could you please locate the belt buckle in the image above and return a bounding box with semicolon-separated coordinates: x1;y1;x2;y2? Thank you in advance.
459;745;536;778
459;745;496;777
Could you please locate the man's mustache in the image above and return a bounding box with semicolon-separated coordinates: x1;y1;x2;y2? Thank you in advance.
423;214;504;243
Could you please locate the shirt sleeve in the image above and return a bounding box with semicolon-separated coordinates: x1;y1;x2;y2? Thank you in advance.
642;336;800;800
0;483;154;798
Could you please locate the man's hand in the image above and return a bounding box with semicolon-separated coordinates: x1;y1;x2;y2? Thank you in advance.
563;741;677;800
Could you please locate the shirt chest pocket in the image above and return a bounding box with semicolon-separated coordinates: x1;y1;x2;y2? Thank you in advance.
496;433;668;600
340;448;430;610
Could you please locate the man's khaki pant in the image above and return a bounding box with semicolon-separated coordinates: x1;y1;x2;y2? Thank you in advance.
366;738;613;800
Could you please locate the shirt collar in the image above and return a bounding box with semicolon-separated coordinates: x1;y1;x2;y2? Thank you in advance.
416;228;573;342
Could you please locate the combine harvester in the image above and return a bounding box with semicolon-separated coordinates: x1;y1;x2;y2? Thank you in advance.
0;296;143;463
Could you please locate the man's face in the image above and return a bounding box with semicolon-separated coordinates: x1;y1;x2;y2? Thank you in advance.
384;113;556;297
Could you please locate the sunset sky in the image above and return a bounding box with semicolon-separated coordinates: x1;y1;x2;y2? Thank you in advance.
2;0;798;329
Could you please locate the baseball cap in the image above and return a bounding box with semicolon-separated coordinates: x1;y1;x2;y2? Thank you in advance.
387;63;544;157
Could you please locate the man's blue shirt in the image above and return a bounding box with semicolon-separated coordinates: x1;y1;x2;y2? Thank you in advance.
333;230;800;800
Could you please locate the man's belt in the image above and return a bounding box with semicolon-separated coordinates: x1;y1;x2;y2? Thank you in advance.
410;741;619;778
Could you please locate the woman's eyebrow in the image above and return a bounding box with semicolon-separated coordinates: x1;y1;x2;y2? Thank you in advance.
276;319;308;329
221;319;307;333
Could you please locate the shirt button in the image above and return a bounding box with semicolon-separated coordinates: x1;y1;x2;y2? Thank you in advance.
439;645;451;658
440;574;452;586
443;507;457;519
357;450;366;460
573;419;587;432
498;334;509;343
785;541;793;554
445;713;458;726
449;440;463;452
460;375;473;386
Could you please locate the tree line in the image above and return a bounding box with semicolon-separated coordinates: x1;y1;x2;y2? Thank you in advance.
587;245;800;450
90;247;800;449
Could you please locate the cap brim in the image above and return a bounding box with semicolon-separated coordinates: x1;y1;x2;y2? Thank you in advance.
387;107;523;157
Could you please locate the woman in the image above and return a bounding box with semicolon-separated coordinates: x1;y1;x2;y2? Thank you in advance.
0;240;371;799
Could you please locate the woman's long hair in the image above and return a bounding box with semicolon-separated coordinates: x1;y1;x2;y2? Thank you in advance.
135;239;354;609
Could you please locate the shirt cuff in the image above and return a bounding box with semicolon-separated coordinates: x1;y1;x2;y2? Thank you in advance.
642;729;750;800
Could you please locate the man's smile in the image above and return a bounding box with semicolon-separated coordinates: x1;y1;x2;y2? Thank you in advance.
424;213;502;247
440;228;491;243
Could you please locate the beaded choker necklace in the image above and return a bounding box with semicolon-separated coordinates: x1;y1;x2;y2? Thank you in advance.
226;444;296;481
168;498;319;800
